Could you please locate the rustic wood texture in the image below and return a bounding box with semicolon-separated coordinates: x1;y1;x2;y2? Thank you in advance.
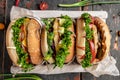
0;0;5;79
4;0;81;80
82;0;120;80
0;0;119;80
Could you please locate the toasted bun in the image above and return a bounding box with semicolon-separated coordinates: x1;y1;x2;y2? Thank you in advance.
53;18;59;52
27;19;43;64
6;20;19;66
76;18;86;64
94;17;111;61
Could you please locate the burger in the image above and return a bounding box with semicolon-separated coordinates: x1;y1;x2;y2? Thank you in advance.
76;13;111;68
6;17;43;70
41;15;75;67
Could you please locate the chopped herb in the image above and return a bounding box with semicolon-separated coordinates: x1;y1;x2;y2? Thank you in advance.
12;17;33;71
55;15;73;68
81;13;93;68
81;41;92;67
42;18;55;61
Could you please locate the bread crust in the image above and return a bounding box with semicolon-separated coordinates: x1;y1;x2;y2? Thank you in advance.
6;20;19;66
27;19;43;64
94;17;111;61
53;18;59;52
76;18;86;63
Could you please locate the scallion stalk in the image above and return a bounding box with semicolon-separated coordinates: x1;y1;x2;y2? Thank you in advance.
0;74;42;80
58;0;120;7
58;0;90;7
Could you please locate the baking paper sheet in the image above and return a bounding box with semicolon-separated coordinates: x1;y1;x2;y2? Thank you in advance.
10;6;119;77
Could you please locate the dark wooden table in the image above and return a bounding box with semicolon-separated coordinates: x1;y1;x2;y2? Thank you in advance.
0;0;120;80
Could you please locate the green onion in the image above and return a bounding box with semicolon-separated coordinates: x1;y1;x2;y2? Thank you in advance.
58;0;120;7
0;74;42;80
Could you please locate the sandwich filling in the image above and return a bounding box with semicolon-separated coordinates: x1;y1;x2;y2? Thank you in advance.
81;13;95;68
42;15;73;68
12;17;33;70
55;15;73;68
42;18;55;61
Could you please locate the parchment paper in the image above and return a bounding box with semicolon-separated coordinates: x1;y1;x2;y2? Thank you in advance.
10;6;119;77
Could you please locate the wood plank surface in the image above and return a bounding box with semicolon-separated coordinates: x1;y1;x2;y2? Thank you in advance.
4;0;81;80
1;0;120;80
82;0;120;80
92;0;120;79
0;0;5;79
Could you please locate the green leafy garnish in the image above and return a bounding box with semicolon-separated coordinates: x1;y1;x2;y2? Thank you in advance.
81;41;92;67
58;0;120;7
12;17;33;71
42;18;55;61
55;15;73;68
0;74;42;80
81;13;93;68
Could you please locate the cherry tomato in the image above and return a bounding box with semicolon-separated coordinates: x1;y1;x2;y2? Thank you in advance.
15;0;20;6
39;1;48;10
89;40;96;63
0;23;5;30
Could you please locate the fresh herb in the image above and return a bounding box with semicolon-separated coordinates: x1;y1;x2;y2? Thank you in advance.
42;18;55;61
0;74;42;80
55;15;73;68
81;41;92;67
42;18;54;31
12;17;33;71
58;0;120;7
81;13;93;68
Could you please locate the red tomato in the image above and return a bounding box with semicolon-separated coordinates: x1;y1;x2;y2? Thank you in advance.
39;1;48;10
90;16;94;24
19;25;25;41
89;40;96;63
15;0;20;6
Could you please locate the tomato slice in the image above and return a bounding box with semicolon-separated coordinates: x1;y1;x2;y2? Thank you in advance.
19;25;25;41
89;40;96;63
